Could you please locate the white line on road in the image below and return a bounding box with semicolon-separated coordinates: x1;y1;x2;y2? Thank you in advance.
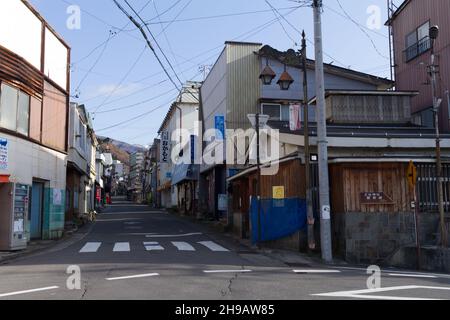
113;242;130;252
293;269;341;274
388;273;437;279
0;286;59;298
79;242;102;253
203;270;252;274
172;241;196;251
145;233;203;238
312;285;450;300
106;273;160;281
329;266;450;279
198;241;229;252
144;242;165;251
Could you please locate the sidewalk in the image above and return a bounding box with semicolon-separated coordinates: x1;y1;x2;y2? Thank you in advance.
0;222;93;265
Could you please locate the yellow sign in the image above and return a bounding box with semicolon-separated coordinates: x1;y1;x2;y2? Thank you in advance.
273;186;285;199
407;161;417;188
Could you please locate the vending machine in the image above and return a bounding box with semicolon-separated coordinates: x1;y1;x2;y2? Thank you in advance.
0;183;29;251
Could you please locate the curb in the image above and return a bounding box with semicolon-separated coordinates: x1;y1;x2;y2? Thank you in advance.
0;222;95;265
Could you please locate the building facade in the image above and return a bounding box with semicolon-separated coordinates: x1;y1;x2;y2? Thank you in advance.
157;82;201;210
198;41;393;224
0;0;70;249
387;0;450;132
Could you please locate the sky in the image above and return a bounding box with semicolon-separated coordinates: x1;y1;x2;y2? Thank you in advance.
29;0;403;147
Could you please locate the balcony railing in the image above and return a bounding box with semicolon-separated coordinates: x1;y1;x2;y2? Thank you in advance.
404;36;431;62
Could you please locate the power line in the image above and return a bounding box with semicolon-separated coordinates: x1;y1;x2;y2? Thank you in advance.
123;0;199;103
265;0;298;47
81;4;303;106
94;87;178;114
92;45;148;114
152;0;185;80
74;30;115;97
334;0;389;60
95;95;178;132
141;6;301;26
124;0;185;87
113;0;182;97
268;2;348;67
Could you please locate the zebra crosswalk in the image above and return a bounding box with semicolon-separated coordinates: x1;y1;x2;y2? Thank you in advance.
78;241;230;254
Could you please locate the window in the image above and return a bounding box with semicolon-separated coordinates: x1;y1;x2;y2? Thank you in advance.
261;104;290;121
78;119;86;152
0;83;30;136
404;21;431;62
412;108;434;128
17;92;30;136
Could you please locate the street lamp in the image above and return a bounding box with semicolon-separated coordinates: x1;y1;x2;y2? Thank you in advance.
429;25;448;247
259;31;315;251
259;59;276;86
277;65;295;91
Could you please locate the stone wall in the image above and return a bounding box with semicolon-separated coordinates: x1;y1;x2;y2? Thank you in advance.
337;212;441;264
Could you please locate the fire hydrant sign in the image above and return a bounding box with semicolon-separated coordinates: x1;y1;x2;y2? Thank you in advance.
0;138;8;170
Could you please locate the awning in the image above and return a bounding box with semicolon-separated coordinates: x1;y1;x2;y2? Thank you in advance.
0;174;10;183
171;164;199;186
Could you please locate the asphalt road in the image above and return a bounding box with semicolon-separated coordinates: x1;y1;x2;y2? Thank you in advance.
0;200;449;300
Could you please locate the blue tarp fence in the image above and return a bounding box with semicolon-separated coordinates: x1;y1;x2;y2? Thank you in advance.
250;197;307;244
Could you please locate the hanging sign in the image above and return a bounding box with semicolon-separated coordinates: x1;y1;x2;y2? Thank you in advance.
0;138;8;170
289;104;302;131
160;131;170;163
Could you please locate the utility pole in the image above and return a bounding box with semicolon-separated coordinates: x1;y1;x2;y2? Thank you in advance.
256;113;262;247
312;0;333;262
301;31;315;250
429;26;448;247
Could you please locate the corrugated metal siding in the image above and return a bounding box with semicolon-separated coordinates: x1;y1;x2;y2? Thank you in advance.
391;0;450;131
201;48;227;131
226;43;261;130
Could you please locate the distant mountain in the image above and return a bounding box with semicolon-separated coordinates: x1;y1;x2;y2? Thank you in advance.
97;136;147;165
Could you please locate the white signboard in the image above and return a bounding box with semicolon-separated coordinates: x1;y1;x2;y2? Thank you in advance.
53;189;62;206
218;194;228;211
160;131;170;163
0;138;8;170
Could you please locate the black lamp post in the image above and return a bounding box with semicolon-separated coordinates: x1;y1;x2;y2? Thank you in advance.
259;31;315;250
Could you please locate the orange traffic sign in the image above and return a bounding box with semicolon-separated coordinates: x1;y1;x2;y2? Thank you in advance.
407;161;417;188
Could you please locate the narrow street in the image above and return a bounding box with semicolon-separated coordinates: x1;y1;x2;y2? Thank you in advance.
0;199;449;300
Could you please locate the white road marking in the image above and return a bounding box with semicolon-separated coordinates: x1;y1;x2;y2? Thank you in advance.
198;241;229;252
312;285;450;300
124;221;142;225
388;273;437;279
293;269;341;274
96;218;144;222
106;273;159;281
0;286;59;298
79;242;102;253
172;241;196;251
113;242;130;252
145;232;203;238
204;270;252;274
329;266;450;279
144;242;164;251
